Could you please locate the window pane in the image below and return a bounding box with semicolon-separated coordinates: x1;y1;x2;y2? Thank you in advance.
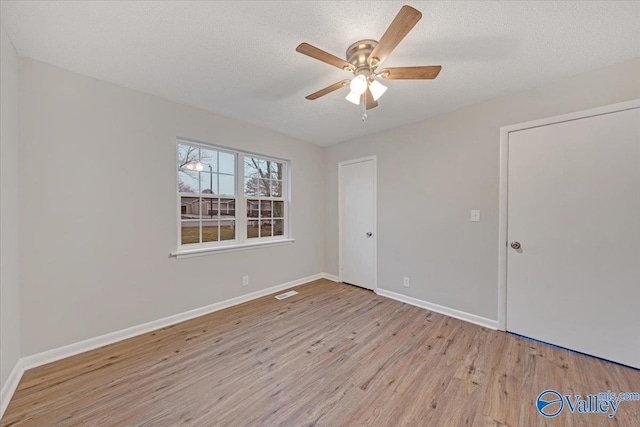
257;158;268;177
247;199;259;218
273;201;284;218
220;219;235;241
219;152;235;175
181;197;200;219
273;219;284;236
260;200;272;218
270;162;283;180
247;220;259;238
245;157;266;178
178;144;199;170
181;220;200;244
271;180;282;197
259;178;271;197
219;198;235;219
200;148;217;172
245;177;259;196
202;219;219;242
200;172;217;194
178;170;199;194
219;174;235;196
260;219;273;237
201;197;218;219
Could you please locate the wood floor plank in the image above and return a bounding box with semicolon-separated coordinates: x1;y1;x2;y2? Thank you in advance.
2;279;639;426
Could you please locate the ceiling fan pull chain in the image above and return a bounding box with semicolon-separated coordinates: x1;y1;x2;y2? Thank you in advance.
362;91;368;122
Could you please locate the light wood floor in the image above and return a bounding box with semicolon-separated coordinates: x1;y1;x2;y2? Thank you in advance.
2;279;639;426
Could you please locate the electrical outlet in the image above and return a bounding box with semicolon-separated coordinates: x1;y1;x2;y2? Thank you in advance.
242;276;249;287
403;277;410;288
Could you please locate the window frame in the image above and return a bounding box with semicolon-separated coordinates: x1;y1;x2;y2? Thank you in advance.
175;138;291;255
243;156;287;243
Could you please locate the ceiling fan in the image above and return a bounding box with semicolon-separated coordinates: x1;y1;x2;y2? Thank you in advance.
296;5;441;120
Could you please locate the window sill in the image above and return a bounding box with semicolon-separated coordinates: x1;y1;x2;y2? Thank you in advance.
171;238;295;259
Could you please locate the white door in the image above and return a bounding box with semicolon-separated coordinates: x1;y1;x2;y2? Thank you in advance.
507;107;640;369
340;157;376;290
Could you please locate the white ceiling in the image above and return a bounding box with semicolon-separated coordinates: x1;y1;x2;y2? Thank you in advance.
2;1;639;146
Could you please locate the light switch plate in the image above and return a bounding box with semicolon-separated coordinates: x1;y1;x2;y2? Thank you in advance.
471;210;480;222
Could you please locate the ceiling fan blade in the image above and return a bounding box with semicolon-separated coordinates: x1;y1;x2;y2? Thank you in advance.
305;80;351;100
368;5;422;67
365;88;378;110
296;43;354;71
379;66;442;80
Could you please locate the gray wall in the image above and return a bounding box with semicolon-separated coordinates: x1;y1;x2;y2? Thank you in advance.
19;59;325;356
10;53;640;360
0;26;21;390
324;58;640;320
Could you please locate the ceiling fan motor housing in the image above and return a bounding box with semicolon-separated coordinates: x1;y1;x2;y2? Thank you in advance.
346;39;378;77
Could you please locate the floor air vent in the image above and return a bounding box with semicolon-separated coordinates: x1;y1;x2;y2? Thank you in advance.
275;290;298;300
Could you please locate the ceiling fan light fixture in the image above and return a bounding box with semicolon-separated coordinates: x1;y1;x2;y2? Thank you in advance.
345;90;361;105
369;80;387;101
350;75;368;95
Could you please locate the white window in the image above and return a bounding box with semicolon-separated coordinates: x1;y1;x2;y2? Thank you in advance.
244;156;286;240
177;139;289;252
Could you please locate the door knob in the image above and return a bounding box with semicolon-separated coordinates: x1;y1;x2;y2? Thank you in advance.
366;232;373;238
510;241;521;250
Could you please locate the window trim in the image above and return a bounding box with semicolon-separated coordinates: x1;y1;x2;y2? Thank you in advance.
171;238;296;259
173;137;292;257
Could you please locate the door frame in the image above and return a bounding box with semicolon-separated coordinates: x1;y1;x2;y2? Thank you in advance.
338;155;378;291
497;99;640;331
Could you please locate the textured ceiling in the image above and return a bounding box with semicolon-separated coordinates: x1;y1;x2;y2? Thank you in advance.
2;1;639;146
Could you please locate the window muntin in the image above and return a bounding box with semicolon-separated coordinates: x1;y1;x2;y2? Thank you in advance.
177;141;288;249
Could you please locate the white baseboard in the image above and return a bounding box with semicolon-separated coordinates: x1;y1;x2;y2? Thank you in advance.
321;273;340;282
0;359;24;420
21;273;326;371
375;288;498;330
